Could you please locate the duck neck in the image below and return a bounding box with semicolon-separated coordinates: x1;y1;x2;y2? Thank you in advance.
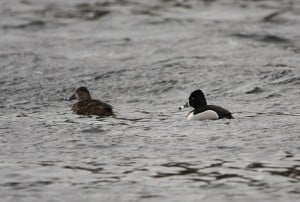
193;100;207;108
77;93;91;101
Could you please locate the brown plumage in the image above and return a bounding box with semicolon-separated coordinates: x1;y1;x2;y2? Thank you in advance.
68;87;113;117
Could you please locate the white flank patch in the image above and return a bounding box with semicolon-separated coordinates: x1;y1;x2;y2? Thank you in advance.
187;110;219;121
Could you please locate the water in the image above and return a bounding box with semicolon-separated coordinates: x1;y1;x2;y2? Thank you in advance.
0;0;299;201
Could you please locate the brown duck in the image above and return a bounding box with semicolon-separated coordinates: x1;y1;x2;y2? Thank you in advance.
68;87;113;117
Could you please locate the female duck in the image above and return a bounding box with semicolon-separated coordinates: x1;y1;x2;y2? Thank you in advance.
179;89;233;120
68;87;113;117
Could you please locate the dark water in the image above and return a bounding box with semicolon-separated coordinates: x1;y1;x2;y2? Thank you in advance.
0;0;300;201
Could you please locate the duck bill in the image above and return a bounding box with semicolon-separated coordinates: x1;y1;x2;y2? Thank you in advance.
179;102;190;110
68;94;76;101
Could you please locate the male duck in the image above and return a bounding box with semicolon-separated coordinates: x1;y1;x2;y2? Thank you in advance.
68;87;113;117
179;89;233;120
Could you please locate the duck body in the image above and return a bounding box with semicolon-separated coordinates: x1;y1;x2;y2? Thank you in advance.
69;87;113;117
187;105;233;121
180;89;233;121
71;99;113;116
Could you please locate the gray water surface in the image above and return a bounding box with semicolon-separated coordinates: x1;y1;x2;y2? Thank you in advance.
0;0;300;201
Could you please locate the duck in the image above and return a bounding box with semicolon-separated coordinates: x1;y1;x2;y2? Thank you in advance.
68;87;113;117
179;89;233;120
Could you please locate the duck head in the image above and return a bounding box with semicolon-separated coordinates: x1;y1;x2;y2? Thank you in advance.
179;89;207;110
68;87;91;101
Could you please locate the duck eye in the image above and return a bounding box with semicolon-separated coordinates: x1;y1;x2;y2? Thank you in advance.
191;97;195;100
